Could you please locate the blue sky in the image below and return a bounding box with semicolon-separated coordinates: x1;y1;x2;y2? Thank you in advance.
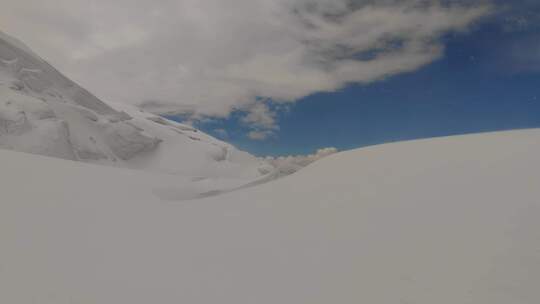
170;1;540;157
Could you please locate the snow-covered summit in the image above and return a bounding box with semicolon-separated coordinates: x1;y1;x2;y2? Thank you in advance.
0;31;268;180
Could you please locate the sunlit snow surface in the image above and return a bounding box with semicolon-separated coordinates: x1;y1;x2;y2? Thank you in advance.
1;129;540;303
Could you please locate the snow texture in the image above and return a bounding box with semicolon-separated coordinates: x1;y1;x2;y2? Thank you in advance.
1;129;539;303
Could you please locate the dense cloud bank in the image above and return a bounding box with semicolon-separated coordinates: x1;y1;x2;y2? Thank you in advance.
1;0;492;136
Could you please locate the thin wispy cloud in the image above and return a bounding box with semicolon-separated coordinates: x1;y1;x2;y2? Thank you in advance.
1;0;493;138
247;130;275;141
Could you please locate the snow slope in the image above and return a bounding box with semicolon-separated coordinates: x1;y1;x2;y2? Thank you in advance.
0;30;269;181
1;129;539;303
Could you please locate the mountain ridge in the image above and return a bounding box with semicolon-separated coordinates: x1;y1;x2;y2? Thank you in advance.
0;30;270;181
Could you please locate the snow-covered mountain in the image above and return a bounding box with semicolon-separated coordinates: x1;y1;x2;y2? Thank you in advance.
0;30;269;181
2;29;539;304
1;129;539;303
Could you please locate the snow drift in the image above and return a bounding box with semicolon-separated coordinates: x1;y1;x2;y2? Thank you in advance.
1;129;539;303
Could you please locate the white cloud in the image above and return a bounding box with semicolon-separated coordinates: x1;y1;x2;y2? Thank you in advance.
1;0;492;130
241;103;278;130
264;147;338;175
247;130;275;141
213;128;229;139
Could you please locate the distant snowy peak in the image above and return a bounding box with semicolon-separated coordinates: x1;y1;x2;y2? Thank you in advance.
0;30;163;162
0;31;268;180
0;31;126;120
